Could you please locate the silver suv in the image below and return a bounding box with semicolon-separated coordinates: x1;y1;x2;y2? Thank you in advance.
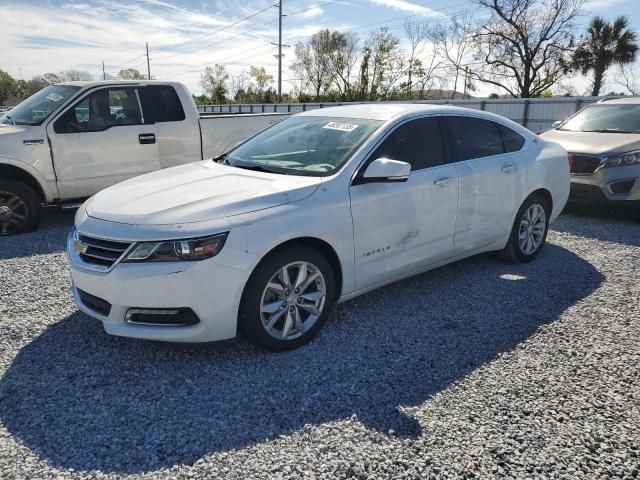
541;98;640;209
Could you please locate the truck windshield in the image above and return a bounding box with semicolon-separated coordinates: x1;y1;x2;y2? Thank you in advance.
558;104;640;133
226;116;383;176
0;85;81;126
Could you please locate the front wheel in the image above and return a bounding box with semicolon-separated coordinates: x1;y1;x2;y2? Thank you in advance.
502;193;550;263
239;246;336;351
0;180;42;235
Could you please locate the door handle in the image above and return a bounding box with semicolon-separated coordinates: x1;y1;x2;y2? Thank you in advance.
434;177;454;187
139;133;156;144
501;164;517;174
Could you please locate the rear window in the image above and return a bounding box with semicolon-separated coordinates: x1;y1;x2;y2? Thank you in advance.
141;85;185;123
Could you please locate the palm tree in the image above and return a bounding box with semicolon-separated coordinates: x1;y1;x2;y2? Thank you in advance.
572;16;638;97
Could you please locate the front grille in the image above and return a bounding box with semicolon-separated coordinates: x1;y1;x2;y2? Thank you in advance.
570;154;602;175
77;288;112;316
569;183;608;203
78;234;131;268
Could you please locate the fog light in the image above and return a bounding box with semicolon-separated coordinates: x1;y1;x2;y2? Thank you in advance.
125;308;200;326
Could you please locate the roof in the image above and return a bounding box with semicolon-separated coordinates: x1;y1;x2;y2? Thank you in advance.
597;96;640;105
295;103;529;134
58;80;182;88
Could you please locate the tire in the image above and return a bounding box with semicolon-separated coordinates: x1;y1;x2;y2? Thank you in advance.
501;193;550;263
239;245;336;351
0;179;42;235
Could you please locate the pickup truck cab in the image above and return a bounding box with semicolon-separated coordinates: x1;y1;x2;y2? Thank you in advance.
0;80;288;235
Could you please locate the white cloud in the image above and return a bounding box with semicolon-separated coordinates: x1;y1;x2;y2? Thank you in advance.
298;6;324;19
368;0;442;16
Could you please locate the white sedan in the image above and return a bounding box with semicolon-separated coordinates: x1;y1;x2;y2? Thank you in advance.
67;104;570;351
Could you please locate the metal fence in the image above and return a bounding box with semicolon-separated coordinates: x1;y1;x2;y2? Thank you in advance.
198;96;622;132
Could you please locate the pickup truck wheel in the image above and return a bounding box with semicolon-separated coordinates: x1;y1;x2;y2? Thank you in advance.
0;180;42;235
239;245;336;351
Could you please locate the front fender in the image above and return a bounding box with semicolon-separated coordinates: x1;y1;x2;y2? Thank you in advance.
0;155;58;202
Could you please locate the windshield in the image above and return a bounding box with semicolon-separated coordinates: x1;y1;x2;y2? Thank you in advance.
226;116;384;176
0;85;80;126
558;104;640;133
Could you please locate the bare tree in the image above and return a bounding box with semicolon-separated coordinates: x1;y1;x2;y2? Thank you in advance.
326;31;360;100
292;30;333;100
60;69;93;81
229;70;249;99
615;63;640;95
429;13;476;99
404;19;432;97
470;0;583;98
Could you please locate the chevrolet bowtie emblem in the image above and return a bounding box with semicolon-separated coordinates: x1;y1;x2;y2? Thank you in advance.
74;239;88;255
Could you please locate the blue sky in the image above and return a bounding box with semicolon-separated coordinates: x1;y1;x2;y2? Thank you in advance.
1;0;640;96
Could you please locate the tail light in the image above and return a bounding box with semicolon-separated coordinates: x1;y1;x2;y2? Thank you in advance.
567;152;574;170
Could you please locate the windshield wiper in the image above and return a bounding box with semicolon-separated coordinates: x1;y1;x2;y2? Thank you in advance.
581;128;636;133
233;163;288;174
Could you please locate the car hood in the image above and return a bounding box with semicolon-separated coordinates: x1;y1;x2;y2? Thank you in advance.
540;129;640;156
86;161;322;225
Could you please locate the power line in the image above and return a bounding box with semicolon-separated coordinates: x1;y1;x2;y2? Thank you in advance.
154;1;474;78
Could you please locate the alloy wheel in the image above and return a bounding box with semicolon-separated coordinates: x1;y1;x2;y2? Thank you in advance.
518;203;546;255
259;261;327;341
0;191;28;235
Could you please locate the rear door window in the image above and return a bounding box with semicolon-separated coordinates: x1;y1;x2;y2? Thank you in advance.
497;124;525;152
369;117;446;171
141;85;186;123
445;116;505;161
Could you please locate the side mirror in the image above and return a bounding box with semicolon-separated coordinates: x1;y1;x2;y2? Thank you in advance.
357;158;411;184
552;120;562;129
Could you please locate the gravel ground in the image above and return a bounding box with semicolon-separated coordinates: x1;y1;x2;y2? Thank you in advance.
0;207;639;479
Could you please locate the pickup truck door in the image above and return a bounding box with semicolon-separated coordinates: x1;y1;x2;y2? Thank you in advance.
349;116;458;290
139;85;202;168
46;86;160;199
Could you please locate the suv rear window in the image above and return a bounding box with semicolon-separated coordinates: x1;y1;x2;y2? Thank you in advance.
141;85;185;123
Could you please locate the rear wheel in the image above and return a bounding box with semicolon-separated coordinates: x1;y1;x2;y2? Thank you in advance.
239;245;336;351
502;193;550;263
0;180;42;235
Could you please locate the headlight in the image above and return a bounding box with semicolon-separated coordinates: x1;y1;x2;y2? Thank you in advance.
603;150;640;167
123;233;228;262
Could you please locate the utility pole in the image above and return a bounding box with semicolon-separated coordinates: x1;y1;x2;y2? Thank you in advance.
102;61;106;80
271;1;290;101
277;0;282;98
146;43;151;80
463;66;469;98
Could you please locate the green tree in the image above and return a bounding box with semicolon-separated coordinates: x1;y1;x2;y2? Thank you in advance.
118;68;146;80
572;16;638;96
199;64;229;104
0;69;16;105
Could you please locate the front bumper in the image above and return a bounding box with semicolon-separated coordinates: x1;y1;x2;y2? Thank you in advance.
570;164;640;204
67;231;259;343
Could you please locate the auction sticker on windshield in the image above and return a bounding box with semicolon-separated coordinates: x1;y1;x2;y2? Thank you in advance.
46;93;64;102
323;121;359;132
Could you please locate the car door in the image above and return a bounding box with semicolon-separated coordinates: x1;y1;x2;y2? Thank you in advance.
47;86;160;199
349;116;459;290
444;116;523;253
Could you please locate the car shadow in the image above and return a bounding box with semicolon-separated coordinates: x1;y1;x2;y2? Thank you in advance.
553;205;640;247
0;209;75;260
0;244;603;474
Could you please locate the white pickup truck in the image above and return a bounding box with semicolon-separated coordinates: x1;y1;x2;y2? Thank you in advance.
0;80;289;235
